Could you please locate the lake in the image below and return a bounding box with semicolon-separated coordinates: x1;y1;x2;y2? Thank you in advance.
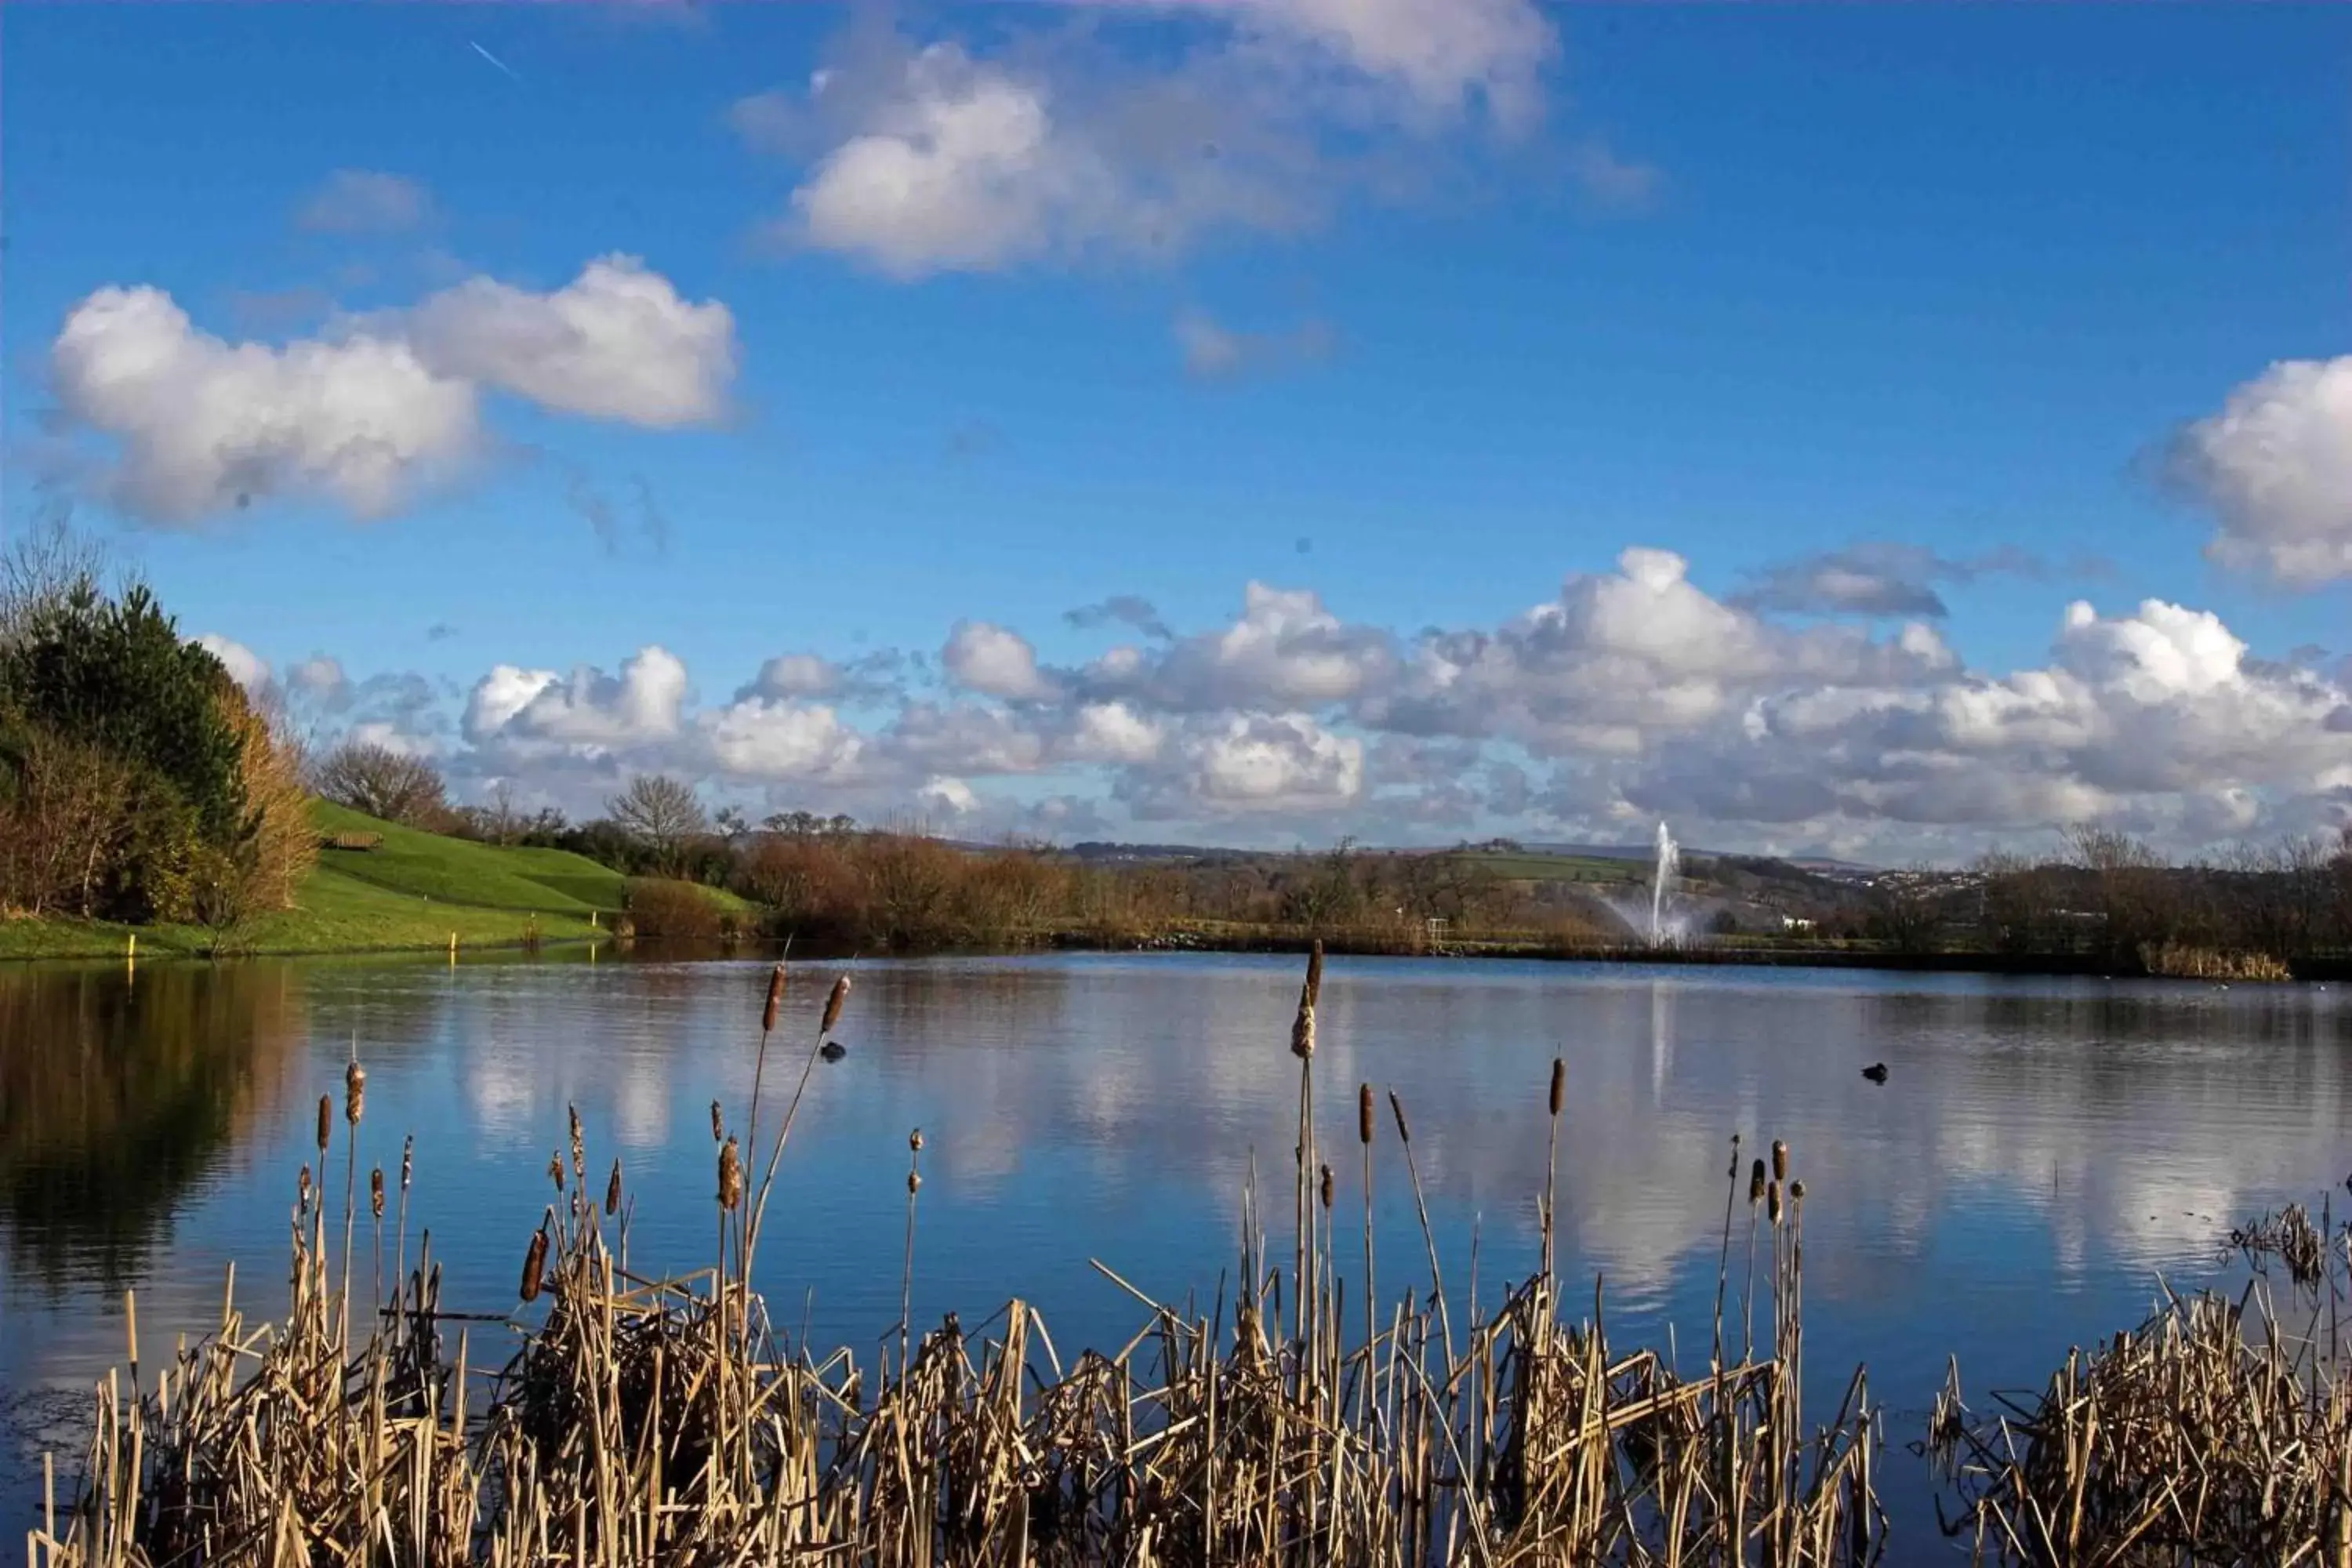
5;948;2347;1557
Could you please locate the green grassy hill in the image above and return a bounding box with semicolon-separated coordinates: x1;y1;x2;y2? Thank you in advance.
0;802;756;961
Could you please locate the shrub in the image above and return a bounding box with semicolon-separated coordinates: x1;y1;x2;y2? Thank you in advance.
624;877;722;941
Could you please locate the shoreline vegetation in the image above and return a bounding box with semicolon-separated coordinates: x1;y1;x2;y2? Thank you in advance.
27;949;2352;1566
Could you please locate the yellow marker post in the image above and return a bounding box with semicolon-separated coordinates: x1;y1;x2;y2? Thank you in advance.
448;931;459;963
126;932;136;961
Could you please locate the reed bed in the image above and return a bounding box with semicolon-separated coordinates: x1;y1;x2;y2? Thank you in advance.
1933;1198;2352;1566
30;950;1884;1567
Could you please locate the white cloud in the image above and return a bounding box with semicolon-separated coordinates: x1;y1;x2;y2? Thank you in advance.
1566;137;1661;210
287;655;347;696
297;170;434;235
464;646;689;753
52;286;481;523
1218;0;1555;124
2177;356;2352;586
1173;309;1334;379
197;633;270;695
49;258;737;525
744;0;1565;281
1134;712;1366;816
704;697;869;781
943;620;1053;699
286;545;2352;855
402;256;736;428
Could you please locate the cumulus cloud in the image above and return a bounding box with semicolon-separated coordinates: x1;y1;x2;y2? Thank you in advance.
2174;356;2352;586
197;633;271;695
401;256;736;427
47;258;737;525
943;620;1054;700
1064;595;1173;640
296;170;434;235
51;287;481;523
739;0;1562;280
465;646;690;754
249;539;2352;854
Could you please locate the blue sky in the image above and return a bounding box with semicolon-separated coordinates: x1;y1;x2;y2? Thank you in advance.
5;2;2350;858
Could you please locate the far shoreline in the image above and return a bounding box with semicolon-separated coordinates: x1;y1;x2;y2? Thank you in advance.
8;915;2347;982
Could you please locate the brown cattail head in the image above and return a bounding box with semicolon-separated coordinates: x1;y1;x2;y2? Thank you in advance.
717;1136;744;1210
710;1100;724;1144
909;1128;924;1153
1358;1084;1374;1146
821;975;852;1036
1771;1139;1788;1183
520;1230;548;1302
605;1159;623;1217
1289;988;1316;1060
316;1094;332;1154
400;1135;414;1194
1388;1090;1412;1145
1319;1163;1334;1210
370;1167;385;1220
1548;1058;1565;1119
907;1170;923;1196
1748;1159;1766;1205
1789;1179;1806;1203
568;1104;584;1174
1767;1180;1783;1225
1305;940;1324;1008
547;1153;564;1192
762;963;786;1033
344;1060;366;1126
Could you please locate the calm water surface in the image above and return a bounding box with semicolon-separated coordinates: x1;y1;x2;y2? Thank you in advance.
5;949;2349;1556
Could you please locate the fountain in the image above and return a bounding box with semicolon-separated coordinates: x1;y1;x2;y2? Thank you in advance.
1647;819;1682;946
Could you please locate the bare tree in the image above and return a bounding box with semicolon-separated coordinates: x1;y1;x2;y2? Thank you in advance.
312;740;448;826
1;511;110;649
608;774;708;874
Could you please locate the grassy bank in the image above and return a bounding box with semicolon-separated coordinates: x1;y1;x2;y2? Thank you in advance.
0;802;750;961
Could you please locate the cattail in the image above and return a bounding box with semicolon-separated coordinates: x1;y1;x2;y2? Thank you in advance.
1290;986;1316;1059
1305;939;1324;1008
1358;1084;1374;1145
1772;1139;1788;1182
1388;1089;1412;1145
1548;1058;1565;1118
1319;1163;1334;1210
519;1231;548;1302
399;1135;413;1194
1789;1179;1806;1203
547;1154;564;1192
568;1104;584;1175
370;1167;385;1220
910;1128;925;1152
821;975;852;1036
907;1170;923;1196
316;1094;332;1154
717;1136;743;1210
1768;1180;1783;1225
763;964;786;1033
298;1163;313;1210
344;1059;366;1126
710;1100;724;1143
605;1159;623;1216
1749;1159;1766;1205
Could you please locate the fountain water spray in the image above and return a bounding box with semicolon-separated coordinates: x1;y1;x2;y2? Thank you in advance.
1647;820;1681;947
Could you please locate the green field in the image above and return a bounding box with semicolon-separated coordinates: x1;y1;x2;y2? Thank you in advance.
1451;850;1645;884
0;802;755;961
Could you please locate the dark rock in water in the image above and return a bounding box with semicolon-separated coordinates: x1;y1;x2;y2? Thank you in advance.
1861;1062;1889;1083
819;1040;847;1062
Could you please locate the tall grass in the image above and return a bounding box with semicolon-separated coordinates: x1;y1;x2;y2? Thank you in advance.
30;949;1892;1566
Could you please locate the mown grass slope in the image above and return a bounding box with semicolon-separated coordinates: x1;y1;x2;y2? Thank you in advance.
2;802;756;960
